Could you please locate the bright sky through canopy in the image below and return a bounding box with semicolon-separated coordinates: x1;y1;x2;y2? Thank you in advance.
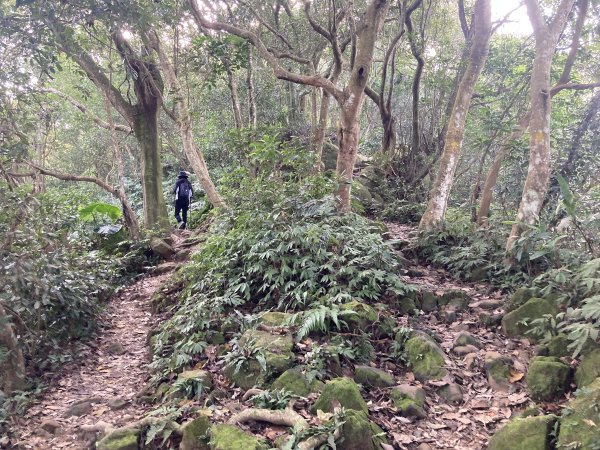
492;0;533;36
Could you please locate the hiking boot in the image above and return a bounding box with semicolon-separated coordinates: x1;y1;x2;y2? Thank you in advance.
179;221;186;230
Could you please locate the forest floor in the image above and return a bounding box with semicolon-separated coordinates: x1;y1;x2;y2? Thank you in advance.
7;224;565;450
9;232;194;450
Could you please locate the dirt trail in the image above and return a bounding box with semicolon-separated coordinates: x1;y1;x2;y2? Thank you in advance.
377;223;541;449
11;233;191;450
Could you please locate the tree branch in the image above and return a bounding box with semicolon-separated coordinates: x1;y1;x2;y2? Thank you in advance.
188;0;343;101
42;88;133;134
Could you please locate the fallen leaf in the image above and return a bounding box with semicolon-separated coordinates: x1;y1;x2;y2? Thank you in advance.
583;419;597;427
509;371;525;383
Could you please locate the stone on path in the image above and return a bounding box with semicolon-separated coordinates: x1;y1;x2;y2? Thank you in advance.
313;377;368;414
488;415;557;450
484;352;513;391
574;348;600;388
354;365;395;388
526;356;570;401
404;334;447;381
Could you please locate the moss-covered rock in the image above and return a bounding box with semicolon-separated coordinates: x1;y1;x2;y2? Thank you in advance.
225;330;295;389
209;424;269;450
96;426;139;450
257;312;292;327
271;368;311;396
398;297;418;315
180;415;211;450
487;415;557;450
420;291;439;313
440;291;471;311
354;366;394;388
501;298;558;340
536;333;570;358
526;356;570;401
574;348;600;388
337;410;388;450
390;385;426;419
404;335;447;381
313;377;368;414
150;236;175;259
506;287;536;312
340;301;378;333
557;377;600;449
454;332;482;349
484;351;513;391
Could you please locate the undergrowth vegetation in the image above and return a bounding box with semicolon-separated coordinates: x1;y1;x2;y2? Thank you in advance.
0;186;153;396
149;141;415;382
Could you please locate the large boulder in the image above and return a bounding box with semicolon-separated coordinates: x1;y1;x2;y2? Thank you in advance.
271;368;311;396
487;415;558;450
526;356;570;401
224;330;294;390
354;366;394;388
96;426;140;450
313;377;368;414
501;298;558;340
404;334;447;381
574;348;600;388
180;415;211;450
557;377;600;449
337;410;388;450
209;424;269;450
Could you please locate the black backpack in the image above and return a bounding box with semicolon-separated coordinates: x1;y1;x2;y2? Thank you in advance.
179;181;192;200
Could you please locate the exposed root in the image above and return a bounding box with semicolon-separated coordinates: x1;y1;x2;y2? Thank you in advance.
227;404;308;430
242;388;264;401
297;427;342;450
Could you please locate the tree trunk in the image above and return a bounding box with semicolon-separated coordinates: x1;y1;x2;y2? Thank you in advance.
247;50;257;128
227;70;243;130
477;111;531;225
406;14;425;162
148;30;225;209
506;0;576;251
132;109;168;228
313;89;331;170
336;105;362;210
419;0;491;231
0;303;26;394
335;0;389;211
103;95;140;239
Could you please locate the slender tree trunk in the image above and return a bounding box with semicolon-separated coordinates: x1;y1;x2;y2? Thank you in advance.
227;70;243;130
336;105;362;210
477;111;531;225
406;14;425;163
247;50;257;128
148;30;225;209
103;95;140;239
313;89;331;170
0;303;26;394
506;0;576;250
419;0;491;231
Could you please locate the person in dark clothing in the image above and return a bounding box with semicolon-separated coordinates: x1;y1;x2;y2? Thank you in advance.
173;171;193;229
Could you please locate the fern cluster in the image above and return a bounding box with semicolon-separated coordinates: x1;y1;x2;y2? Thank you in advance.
149;189;413;380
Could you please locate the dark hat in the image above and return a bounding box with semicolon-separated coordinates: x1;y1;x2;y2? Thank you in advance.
178;170;189;178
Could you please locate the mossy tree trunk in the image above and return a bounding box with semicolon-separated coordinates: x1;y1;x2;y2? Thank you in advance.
419;0;491;231
506;0;577;251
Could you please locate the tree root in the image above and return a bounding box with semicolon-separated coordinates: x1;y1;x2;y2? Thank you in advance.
297;427;342;450
228;401;345;450
227;404;309;431
241;388;264;401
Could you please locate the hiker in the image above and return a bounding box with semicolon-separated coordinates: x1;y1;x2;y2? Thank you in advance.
173;170;193;229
